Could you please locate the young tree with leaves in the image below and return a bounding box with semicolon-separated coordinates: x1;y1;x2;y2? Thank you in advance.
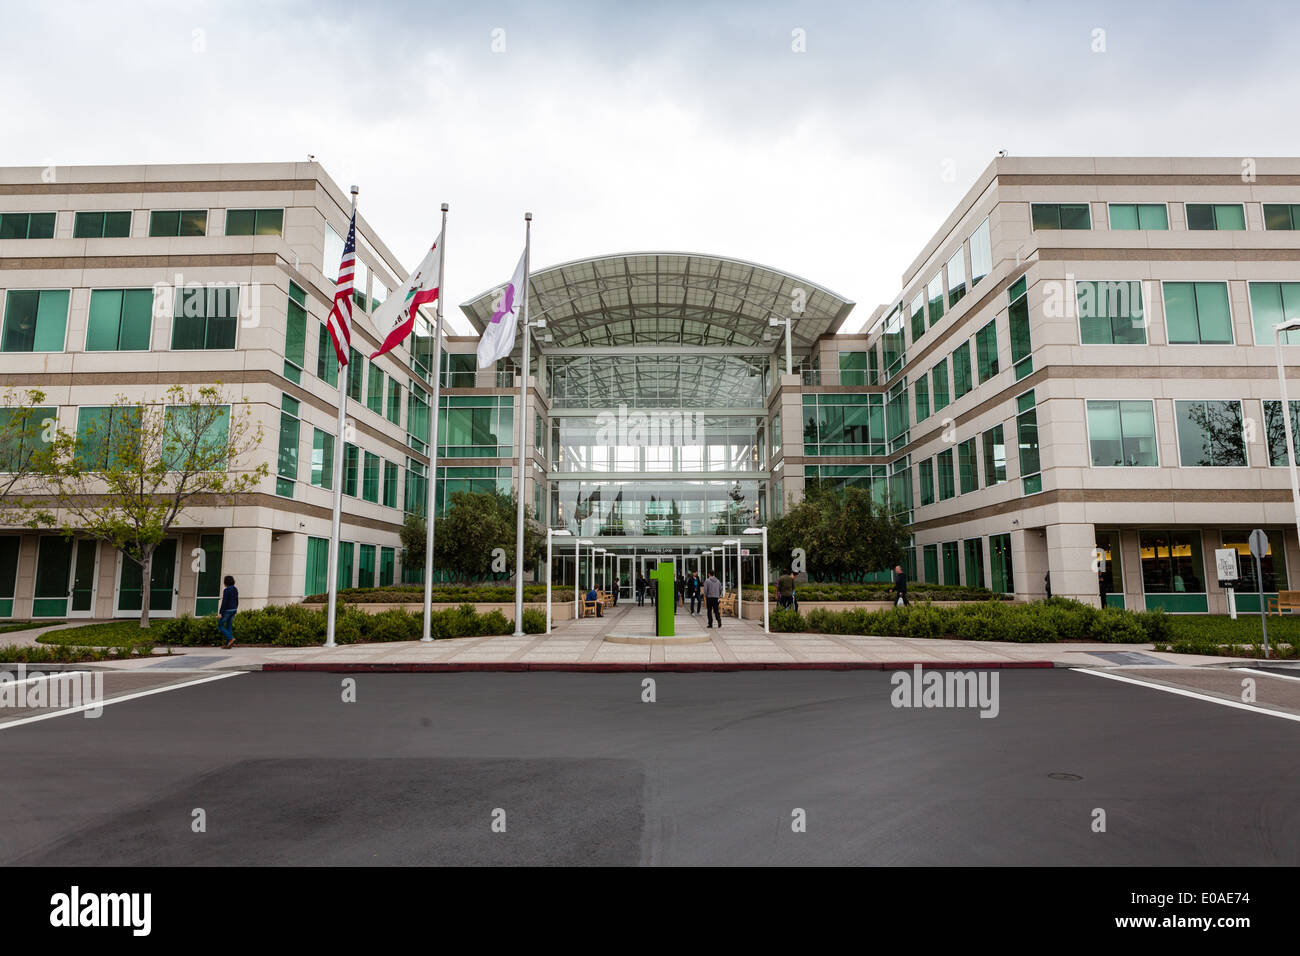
768;481;909;582
0;387;61;526
44;384;267;627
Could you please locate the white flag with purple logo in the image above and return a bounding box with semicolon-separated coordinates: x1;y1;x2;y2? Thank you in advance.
476;249;527;368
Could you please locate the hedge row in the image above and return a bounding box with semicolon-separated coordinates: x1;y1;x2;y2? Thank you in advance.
303;585;574;605
768;597;1163;643
743;583;1002;603
0;643;148;663
152;602;547;647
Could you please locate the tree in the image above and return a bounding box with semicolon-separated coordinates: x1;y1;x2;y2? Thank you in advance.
44;384;267;627
768;482;909;581
400;512;427;569
0;388;61;526
434;490;543;583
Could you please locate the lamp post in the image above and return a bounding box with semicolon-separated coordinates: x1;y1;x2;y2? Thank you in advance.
743;526;768;633
576;539;593;619
724;538;740;621
546;529;571;634
1274;319;1300;552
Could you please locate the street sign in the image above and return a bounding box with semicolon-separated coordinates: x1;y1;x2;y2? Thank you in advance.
1214;548;1240;583
741;549;750;556
1249;528;1269;560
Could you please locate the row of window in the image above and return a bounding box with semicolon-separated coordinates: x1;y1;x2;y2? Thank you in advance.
0;208;285;240
1030;201;1300;232
304;537;398;595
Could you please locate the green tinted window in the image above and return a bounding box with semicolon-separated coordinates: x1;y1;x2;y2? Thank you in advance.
362;452;380;503
914;375;930;423
343;443;359;496
936;449;955;500
311;428;334;489
1248;282;1300;345
975;320;999;382
1264;400;1300;466
1076;280;1146;345
1087;400;1158;466
172;285;238;349
0;212;55;239
86;289;153;351
1186;203;1245;230
383;460;399;508
2;289;70;352
1175;400;1246;466
225;208;283;236
1031;203;1090;229
1263;204;1300;231
317;324;339;387
73;210;131;238
284;283;307;382
149;210;207;237
958;438;979;493
367;365;385;414
386;377;402;424
982;425;1006;484
931;358;949;412
918;457;935;506
951;341;973;399
1109;204;1168;230
927;274;944;326
1163;282;1232;344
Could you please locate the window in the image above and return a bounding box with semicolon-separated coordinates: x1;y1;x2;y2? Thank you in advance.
1222;531;1288;594
2;290;70;353
1007;277;1032;379
1263;204;1300;231
867;345;879;386
927;273;944;326
910;292;925;343
440;395;515;458
440;352;479;389
1163;281;1232;345
386;377;402;425
918;457;935;506
225;208;284;236
86;289;153;351
800;393;885;456
1076;280;1146;345
946;248;966;307
963;538;985;588
336;541;354;591
770;410;782;461
1140;530;1206;606
367;365;385;414
407;384;431;453
1096;531;1123;608
885;380;909;453
1262;400;1300;467
922;544;939;584
990;533;1013;593
914;375;930;423
838;351;868;386
881;308;906;378
75;406;140;470
305;537;329;596
931;358;950;412
1248;282;1300;345
1108;203;1168;230
276;395;300;497
379;546;395;587
0;404;56;472
951;341;973;399
0;212;55;239
362;451;380;503
1185;203;1245;231
1031;203;1091;230
937;449;956;501
171;285;238;349
957;438;979;494
316;324;339;387
941;541;960;586
73;211;131;238
969;218;991;286
357;544;376;588
405;460;428;515
283;283;307;384
348;348;365;402
435;465;515;515
1086;400;1158;466
974;320;999;382
382;459;399;508
1017;391;1042;495
148;210;207;237
343;443;359;496
323;223;345;281
981;425;1006;485
161;404;230;472
1175;400;1246;466
310;428;334;489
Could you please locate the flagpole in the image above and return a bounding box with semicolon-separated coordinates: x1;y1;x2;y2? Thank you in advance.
422;203;449;642
512;212;532;636
325;184;358;648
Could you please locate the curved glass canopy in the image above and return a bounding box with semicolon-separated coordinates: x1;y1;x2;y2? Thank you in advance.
459;251;855;351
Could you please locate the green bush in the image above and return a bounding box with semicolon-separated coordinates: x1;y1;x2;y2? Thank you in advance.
1137;607;1174;643
1091;607;1148;643
521;608;547;634
476;609;512;636
364;609;420;643
900;603;947;639
770;608;807;632
950;602;1008;641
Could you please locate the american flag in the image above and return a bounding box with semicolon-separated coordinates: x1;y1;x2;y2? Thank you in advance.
326;211;356;368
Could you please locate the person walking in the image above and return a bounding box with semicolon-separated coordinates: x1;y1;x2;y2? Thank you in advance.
892;564;909;607
777;568;795;609
689;572;702;614
675;573;685;613
704;570;723;629
218;574;238;648
636;574;646;606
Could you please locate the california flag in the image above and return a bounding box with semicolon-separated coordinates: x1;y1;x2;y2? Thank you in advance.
477;249;527;368
370;234;441;360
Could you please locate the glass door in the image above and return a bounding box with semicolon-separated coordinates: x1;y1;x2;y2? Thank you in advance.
116;538;180;617
33;537;74;618
69;539;99;617
617;555;633;600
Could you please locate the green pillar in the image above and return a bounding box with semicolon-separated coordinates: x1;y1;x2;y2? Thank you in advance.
650;561;674;636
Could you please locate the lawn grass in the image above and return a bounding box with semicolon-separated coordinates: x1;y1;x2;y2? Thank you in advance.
36;620;161;648
0;620;63;634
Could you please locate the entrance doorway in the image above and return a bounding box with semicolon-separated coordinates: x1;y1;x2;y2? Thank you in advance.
617;555;634;601
69;539;100;618
115;538;180;618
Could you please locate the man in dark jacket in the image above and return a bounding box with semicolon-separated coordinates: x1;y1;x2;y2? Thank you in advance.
892;565;909;607
703;571;723;628
218;575;238;648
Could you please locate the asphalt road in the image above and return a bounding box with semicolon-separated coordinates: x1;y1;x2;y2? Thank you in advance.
0;669;1297;866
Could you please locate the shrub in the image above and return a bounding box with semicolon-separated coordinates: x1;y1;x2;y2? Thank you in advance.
476;609;512;636
1090;607;1147;643
950;602;1008;641
155;615;193;645
1137;607;1174;643
901;603;947;639
365;609;420;643
521;608;547;634
770;608;807;632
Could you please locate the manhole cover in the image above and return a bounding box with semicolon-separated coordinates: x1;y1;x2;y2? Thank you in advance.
1047;772;1083;781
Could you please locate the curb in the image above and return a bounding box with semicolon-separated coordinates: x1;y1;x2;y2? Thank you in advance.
261;660;1057;673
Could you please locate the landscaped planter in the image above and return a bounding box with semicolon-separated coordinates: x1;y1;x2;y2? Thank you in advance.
738;600;1019;620
345;601;574;621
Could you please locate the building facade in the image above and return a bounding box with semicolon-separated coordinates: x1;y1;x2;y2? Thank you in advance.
1;157;1297;616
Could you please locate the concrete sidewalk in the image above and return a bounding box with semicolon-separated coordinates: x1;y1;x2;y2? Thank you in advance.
13;603;1251;671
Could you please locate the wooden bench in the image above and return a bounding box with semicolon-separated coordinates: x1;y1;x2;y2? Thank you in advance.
719;593;737;617
581;599;603;618
1267;590;1300;615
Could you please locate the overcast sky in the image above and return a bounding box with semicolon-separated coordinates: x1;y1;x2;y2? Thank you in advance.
6;0;1298;334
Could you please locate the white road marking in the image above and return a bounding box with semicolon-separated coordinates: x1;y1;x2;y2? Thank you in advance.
1074;667;1300;723
1236;666;1300;684
0;671;91;687
0;671;244;730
